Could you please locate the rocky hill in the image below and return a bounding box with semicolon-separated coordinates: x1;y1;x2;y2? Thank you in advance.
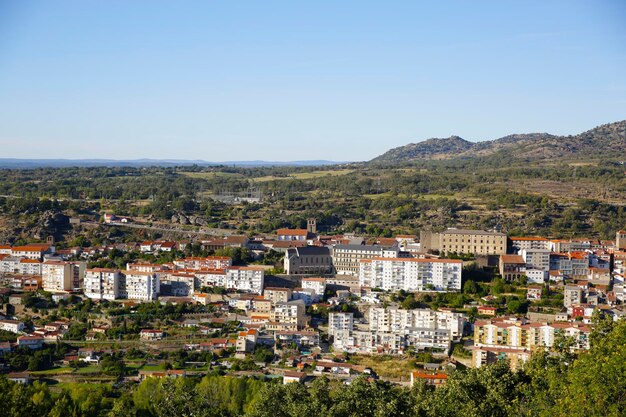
370;120;626;164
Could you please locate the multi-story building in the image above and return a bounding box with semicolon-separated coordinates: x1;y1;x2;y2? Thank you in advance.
473;317;590;368
359;258;463;292
564;284;583;307
11;244;53;260
225;266;264;294
498;255;526;281
420;229;507;255
41;261;73;292
84;268;121;300
264;287;292;304
522;249;550;271
301;277;326;299
173;256;232;270
194;269;227;287
0;256;21;273
18;259;42;275
160;272;196;296
332;244;399;276
510;237;551;253
283;246;333;275
616;230;626;251
328;312;354;337
550;252;589;279
270;300;306;329
126;262;165;273
369;307;465;338
120;271;159;301
277;229;309;241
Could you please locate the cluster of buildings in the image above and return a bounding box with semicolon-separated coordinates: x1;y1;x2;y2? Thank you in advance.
472;316;591;369
83;258;265;301
330;307;466;354
0;315;71;351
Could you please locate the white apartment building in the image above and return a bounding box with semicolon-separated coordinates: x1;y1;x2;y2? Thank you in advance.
359;258;463;292
369;307;465;338
194;269;227;287
84;268;121;300
19;259;42;275
301;277;326;301
332;307;466;354
120;271;159;301
0;256;21;273
328;312;354;337
225;266;264;294
173;256;232;270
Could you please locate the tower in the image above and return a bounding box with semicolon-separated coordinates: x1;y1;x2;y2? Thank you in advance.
307;218;317;234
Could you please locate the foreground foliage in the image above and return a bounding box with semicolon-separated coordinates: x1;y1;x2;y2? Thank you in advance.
0;318;624;417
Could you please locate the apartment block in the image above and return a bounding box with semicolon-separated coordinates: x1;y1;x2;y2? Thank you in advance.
328;312;354;337
41;261;73;292
368;307;465;338
120;271;159;301
225;266;264;294
359;258;463;292
173;256;232;270
473;317;590;368
84;268;121;300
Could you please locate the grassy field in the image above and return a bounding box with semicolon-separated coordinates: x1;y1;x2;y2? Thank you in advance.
30;367;74;376
178;171;244;179
251;169;355;182
348;355;419;379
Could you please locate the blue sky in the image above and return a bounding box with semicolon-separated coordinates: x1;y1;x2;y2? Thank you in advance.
0;1;625;161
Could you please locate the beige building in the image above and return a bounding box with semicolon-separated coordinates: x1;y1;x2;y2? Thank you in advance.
473;317;590;368
331;244;399;276
270;299;306;329
420;229;507;255
617;230;626;250
264;287;292;304
42;261;74;292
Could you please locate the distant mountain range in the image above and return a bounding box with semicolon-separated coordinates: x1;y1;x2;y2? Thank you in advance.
370;120;626;164
0;159;345;169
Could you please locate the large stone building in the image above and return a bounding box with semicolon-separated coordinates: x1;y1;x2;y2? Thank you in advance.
283;246;333;275
420;229;507;255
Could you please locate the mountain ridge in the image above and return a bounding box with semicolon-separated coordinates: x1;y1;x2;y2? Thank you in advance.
371;120;626;163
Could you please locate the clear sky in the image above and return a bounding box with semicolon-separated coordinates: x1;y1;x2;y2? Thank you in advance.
0;1;625;162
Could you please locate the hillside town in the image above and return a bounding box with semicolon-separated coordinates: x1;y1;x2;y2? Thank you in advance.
1;218;625;387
